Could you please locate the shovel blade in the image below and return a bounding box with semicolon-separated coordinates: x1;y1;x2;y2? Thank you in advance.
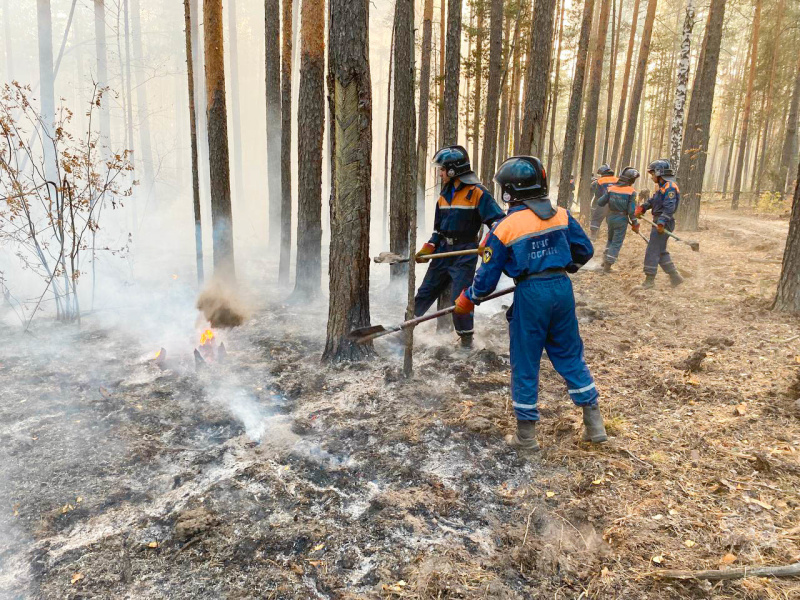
373;252;409;265
346;324;386;342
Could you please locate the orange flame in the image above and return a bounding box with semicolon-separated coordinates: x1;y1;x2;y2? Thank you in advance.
200;329;215;346
154;349;161;359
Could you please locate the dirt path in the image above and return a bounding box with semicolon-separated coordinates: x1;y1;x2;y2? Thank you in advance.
0;208;798;599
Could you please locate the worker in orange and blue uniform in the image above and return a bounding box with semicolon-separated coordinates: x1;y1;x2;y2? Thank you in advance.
634;159;684;289
454;156;608;451
413;145;505;348
589;164;617;240
596;166;641;273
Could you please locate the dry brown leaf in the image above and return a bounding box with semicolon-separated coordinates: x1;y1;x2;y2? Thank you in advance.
546;491;556;498
734;403;747;416
148;541;158;548
684;540;696;548
652;555;664;564
71;573;83;585
721;553;737;564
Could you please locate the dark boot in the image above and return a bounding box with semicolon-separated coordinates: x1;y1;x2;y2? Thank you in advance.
602;261;612;273
669;271;684;287
641;274;656;289
459;334;473;349
505;420;540;451
582;405;608;443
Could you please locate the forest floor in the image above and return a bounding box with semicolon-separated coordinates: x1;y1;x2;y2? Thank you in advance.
1;206;799;599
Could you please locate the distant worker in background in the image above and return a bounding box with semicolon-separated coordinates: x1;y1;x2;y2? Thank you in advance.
413;145;505;348
455;156;607;451
589;164;617;240
596;167;640;273
634;159;684;289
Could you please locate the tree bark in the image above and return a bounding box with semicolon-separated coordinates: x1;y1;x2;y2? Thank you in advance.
323;0;374;362
265;0;282;246
731;0;762;210
601;0;621;162
442;0;462;145
778;55;800;199
382;24;395;245
556;0;595;208
577;0;611;219
723;42;749;199
389;0;415;282
416;0;434;233
520;0;557;156
184;0;205;285
204;0;235;279
610;0;640;168
495;6;513;176
669;0;695;168
438;0;446;147
547;0;565;175
618;0;656;167
479;0;503;184
191;0;210;211
293;0;325;299
773;159;800;312
472;2;485;171
755;0;785;196
130;0;155;194
279;0;294;284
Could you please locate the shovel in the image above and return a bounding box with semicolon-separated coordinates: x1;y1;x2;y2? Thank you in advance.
346;286;516;344
638;215;700;251
373;248;482;265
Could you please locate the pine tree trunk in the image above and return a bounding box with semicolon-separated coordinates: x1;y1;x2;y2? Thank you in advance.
279;0;294;284
610;0;640;168
184;0;205;285
520;0;557;156
773;160;800;312
479;0;503;184
438;0;446;146
751;92;766;193
36;0;57;183
293;0;325;298
601;0;621;161
755;0;784;196
731;0;762;210
472;3;484;171
416;0;434;233
618;0;656;167
131;0;155;194
547;0;566;174
191;0;210;209
389;0;415;282
382;24;394;245
225;0;244;209
265;0;282;246
204;0;235;279
778;55;800;198
123;0;135;171
94;1;110;150
577;0;611;219
556;0;595;208
323;0;374;362
442;0;462;144
669;0;695;168
723;43;748;199
674;0;724;229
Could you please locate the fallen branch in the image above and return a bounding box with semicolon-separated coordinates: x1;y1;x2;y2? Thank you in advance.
655;562;800;581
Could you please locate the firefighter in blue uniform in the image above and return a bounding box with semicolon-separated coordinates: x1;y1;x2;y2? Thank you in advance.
596;167;641;273
454;156;607;451
634;159;684;289
589;164;617;240
413;145;505;348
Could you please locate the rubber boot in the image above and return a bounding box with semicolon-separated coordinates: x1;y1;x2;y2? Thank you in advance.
669;271;684;287
582;405;608;443
602;261;612;273
459;334;473;349
641;274;656;289
505;420;540;451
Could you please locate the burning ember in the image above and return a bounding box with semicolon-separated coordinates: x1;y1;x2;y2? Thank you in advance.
195;328;226;368
200;329;215;346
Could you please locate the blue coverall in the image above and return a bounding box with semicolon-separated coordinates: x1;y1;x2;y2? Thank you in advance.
589;175;617;237
414;176;505;336
640;181;680;276
597;184;638;265
463;203;598;421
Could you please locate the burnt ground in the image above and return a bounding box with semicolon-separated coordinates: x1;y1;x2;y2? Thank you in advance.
1;206;800;599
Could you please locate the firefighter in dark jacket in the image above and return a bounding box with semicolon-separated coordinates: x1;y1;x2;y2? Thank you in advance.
589;164;617;240
454;156;607;451
413;145;505;348
634;159;684;289
596;167;640;272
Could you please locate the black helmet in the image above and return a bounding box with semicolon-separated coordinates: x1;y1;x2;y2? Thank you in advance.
596;164;614;177
432;145;472;179
617;166;640;186
647;159;675;181
493;156;548;203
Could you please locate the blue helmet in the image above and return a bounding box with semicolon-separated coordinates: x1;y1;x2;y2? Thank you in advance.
432;145;472;178
647;159;675;181
493;156;548;203
596;164;614;176
617;166;640;186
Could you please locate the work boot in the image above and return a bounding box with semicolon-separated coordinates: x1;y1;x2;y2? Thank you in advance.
641;274;656;289
669;271;684;287
459;334;473;349
582;405;608;443
505;420;540;451
602;261;612;273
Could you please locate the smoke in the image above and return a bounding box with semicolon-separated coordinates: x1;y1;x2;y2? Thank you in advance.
196;278;250;329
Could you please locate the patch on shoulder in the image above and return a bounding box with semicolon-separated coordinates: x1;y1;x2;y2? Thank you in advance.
483;247;493;263
668;191;676;198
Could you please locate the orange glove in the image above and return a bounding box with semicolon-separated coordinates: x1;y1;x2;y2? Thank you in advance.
631;222;640;233
414;243;436;263
454;290;475;315
657;223;665;234
634;205;644;217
